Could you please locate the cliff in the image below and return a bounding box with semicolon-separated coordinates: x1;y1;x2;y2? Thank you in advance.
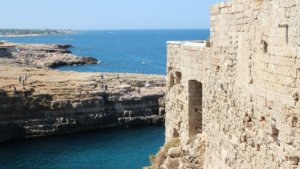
0;65;165;142
149;0;300;169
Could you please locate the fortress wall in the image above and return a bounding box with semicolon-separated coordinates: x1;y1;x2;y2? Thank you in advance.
165;41;209;143
205;0;300;168
162;41;209;168
160;0;300;168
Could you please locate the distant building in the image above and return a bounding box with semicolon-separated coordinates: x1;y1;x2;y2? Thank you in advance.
0;42;16;57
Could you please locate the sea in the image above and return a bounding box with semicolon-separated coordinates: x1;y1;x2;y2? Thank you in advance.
0;29;210;169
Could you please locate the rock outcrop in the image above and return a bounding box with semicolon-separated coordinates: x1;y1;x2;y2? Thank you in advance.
8;43;97;68
149;0;300;169
0;65;165;142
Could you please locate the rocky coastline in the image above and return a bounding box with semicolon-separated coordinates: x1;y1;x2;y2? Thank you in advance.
0;29;75;37
0;65;165;142
5;43;98;68
0;43;166;142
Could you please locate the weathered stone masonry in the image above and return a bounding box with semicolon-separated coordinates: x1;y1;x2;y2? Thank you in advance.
157;0;300;168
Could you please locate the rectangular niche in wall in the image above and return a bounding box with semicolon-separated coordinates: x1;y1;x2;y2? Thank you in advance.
278;23;289;45
169;74;175;89
188;80;203;137
263;41;268;53
175;72;182;84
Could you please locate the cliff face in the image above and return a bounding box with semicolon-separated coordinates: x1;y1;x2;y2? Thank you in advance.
151;0;300;169
0;65;165;142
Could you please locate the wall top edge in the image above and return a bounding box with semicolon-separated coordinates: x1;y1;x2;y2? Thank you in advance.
167;40;206;47
211;1;232;10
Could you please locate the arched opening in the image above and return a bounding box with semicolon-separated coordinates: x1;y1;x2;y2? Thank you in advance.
188;80;203;136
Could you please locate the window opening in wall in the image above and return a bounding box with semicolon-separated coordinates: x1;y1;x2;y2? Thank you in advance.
263;41;268;53
169;74;175;89
271;125;279;145
175;72;182;84
292;117;298;127
173;128;179;138
286;26;289;44
279;24;289;45
256;144;260;151
188;80;203;137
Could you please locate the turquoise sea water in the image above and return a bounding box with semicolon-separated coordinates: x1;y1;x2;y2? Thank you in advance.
0;30;210;169
1;29;210;74
0;126;164;169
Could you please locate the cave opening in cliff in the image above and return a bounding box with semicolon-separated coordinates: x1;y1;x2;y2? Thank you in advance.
188;80;203;137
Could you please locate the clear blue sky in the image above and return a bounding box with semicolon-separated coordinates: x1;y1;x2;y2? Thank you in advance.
1;0;223;30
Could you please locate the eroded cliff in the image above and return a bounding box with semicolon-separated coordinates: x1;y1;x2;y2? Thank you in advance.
0;65;165;141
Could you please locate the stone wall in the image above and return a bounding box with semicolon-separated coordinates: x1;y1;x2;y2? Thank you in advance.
165;41;208;143
154;0;300;168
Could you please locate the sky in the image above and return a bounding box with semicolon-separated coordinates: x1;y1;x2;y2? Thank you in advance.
0;0;223;30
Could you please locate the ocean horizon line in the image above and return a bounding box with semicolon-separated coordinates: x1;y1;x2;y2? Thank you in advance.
0;28;210;31
78;28;210;31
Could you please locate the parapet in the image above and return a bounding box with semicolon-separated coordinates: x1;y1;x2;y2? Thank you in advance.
167;40;207;47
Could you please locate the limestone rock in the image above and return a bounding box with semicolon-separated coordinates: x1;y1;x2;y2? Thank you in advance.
0;65;166;142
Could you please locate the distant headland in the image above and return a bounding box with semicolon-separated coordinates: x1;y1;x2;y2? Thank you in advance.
0;29;76;37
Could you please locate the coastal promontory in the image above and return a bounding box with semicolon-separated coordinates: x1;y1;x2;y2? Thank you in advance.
1;43;97;68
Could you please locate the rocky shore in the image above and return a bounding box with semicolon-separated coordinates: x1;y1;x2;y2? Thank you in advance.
0;42;166;142
0;65;165;142
1;43;97;68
